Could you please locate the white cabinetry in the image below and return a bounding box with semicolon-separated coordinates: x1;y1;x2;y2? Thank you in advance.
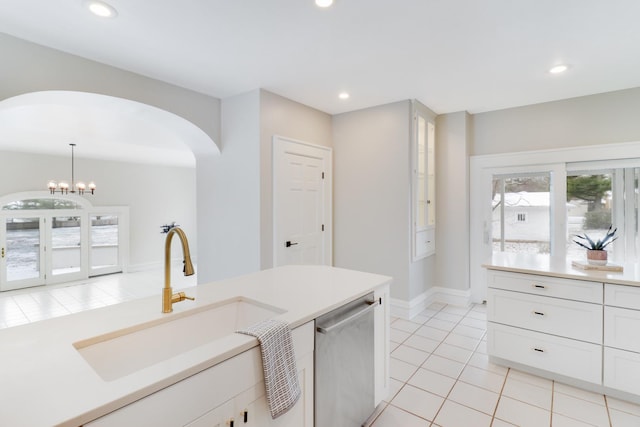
604;284;640;395
411;100;436;260
86;322;314;427
487;270;603;385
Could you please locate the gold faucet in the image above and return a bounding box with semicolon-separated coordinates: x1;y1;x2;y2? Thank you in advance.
163;227;195;313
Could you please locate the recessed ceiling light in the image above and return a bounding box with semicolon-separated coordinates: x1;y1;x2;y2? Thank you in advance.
315;0;334;8
338;92;350;100
85;0;118;18
549;64;569;74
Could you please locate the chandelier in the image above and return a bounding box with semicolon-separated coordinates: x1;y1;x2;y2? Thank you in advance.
47;143;96;195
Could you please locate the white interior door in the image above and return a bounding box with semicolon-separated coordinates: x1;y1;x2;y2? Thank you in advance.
273;136;332;267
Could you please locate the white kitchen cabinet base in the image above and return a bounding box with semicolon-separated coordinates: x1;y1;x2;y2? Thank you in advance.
485;263;640;406
488;323;601;385
490;353;640;406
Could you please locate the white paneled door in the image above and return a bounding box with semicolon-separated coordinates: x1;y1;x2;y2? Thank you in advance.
273;136;332;267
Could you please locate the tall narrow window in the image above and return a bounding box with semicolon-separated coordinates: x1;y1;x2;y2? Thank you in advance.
90;214;119;272
51;216;82;276
492;174;551;254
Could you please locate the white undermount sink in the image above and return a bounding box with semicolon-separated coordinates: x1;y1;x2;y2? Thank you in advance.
73;296;285;381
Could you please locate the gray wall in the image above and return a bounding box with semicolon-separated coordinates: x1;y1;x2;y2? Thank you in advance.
333;100;424;302
259;90;333;269
198;89;333;282
0;32;221;152
435;112;471;292
472;87;640;155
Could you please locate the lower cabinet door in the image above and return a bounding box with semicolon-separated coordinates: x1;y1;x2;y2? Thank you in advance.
488;323;602;384
604;306;640;353
604;347;640;395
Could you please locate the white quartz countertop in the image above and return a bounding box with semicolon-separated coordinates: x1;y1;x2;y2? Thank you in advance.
0;265;391;427
484;253;640;287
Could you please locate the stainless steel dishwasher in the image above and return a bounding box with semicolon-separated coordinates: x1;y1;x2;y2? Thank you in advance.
315;292;377;427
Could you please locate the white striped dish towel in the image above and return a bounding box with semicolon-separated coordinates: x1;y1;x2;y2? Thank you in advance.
237;319;301;419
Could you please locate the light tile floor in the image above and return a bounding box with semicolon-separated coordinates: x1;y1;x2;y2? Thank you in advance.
0;269;196;329
369;303;640;427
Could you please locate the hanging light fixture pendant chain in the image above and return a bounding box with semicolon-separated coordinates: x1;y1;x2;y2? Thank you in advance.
47;143;96;195
70;143;75;192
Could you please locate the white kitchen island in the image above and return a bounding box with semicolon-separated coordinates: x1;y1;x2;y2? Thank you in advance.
485;253;640;404
0;265;391;426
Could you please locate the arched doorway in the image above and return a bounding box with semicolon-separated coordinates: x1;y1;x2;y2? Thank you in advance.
0;191;128;291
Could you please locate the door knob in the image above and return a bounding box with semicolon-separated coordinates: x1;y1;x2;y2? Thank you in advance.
285;241;298;248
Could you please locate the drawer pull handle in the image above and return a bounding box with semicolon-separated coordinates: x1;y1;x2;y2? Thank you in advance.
533;311;545;316
533;348;545;353
533;284;546;289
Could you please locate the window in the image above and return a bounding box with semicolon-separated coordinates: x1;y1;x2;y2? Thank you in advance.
566;162;640;263
492;174;551;255
0;192;127;290
90;214;120;273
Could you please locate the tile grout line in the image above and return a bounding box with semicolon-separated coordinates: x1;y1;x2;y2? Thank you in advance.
403;304;488;425
489;366;510;427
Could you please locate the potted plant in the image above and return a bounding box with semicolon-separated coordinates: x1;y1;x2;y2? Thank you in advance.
573;225;617;265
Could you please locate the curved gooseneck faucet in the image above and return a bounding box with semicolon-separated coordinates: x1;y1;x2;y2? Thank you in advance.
163;227;195;313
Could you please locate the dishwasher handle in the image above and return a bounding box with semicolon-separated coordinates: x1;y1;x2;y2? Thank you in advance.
316;300;378;334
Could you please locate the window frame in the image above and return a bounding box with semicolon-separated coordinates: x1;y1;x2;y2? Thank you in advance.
469;141;640;303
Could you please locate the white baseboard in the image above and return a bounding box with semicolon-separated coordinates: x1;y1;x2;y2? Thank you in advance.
126;261;162;273
391;287;472;320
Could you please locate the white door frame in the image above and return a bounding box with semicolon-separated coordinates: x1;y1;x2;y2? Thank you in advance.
272;135;332;267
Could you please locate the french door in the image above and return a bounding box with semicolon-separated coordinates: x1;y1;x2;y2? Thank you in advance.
0;214;46;290
0;211;87;291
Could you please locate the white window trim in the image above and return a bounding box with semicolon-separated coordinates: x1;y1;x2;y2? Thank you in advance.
470;140;640;303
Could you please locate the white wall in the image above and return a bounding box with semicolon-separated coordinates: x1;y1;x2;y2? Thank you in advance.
0;150;196;270
259;90;333;269
333;100;415;301
198;91;261;283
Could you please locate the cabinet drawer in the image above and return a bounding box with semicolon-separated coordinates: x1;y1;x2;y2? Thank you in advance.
604;306;640;352
414;228;435;259
487;288;602;344
488;323;602;385
605;283;640;309
488;271;602;303
604;347;640;395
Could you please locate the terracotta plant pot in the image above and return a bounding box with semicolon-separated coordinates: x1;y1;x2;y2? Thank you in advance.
587;249;608;266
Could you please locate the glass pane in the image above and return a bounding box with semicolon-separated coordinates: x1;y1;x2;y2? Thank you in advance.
51;216;81;275
2;198;82;210
492;175;551;254
427;122;436;226
91;215;119;269
6;217;40;281
567;172;614;261
416;116;427;228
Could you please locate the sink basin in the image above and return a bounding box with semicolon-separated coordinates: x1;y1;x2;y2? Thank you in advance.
74;297;285;381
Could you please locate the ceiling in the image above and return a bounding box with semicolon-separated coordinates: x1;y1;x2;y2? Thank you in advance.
1;0;640;160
